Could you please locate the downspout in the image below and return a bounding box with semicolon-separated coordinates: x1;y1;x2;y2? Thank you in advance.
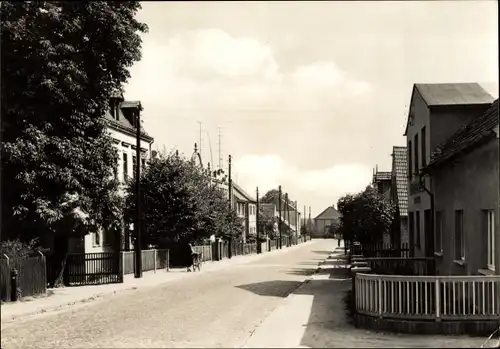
419;171;436;274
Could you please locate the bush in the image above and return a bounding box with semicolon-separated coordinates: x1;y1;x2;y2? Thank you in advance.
0;239;40;260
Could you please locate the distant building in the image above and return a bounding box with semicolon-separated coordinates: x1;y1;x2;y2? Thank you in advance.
423;99;499;276
404;83;494;258
391;146;409;246
314;206;341;237
372;168;392;199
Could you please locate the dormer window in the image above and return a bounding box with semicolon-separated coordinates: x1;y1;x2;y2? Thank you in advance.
109;99;120;121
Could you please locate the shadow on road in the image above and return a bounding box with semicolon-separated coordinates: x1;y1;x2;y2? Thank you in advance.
236;280;303;298
310;250;332;255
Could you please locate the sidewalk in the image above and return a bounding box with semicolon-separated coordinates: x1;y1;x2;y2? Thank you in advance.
242;246;484;348
1;240;313;324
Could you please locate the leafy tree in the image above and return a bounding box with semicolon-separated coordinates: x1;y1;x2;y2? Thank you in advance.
258;210;277;239
125;151;243;250
337;186;395;245
1;2;147;284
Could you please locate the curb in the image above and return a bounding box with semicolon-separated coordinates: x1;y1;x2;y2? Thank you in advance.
1;241;315;324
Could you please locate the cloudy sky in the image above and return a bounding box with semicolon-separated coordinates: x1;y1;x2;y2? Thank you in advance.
124;1;498;216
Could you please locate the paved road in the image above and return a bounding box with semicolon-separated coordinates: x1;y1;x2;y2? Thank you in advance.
1;240;486;348
1;240;334;348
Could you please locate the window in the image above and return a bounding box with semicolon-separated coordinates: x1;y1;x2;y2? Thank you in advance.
122;153;128;182
421;126;427;167
415;211;421;247
132;155;137;179
408;140;413;179
141;158;146;170
103;228;113;246
435;211;443;253
93;230;101;246
414;133;419;172
454;210;465;260
486;210;495;270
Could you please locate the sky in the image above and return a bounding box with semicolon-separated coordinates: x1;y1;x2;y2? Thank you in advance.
124;1;498;217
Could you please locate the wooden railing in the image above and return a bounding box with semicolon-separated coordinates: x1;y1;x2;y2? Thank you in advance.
355;273;500;321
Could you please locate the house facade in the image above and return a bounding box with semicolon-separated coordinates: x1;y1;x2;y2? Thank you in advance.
314;206;341;237
404;83;494;258
232;182;257;243
391;146;409;246
423;99;499;276
70;94;154;254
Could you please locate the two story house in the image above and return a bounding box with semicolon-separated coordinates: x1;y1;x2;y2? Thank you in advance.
422;99;499;276
70;93;154;254
314;206;341;236
232;183;257;243
404;83;494;259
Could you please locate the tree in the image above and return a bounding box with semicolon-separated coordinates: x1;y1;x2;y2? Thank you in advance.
260;189;279;204
337;186;395;245
1;2;147;285
258;210;277;239
124;151;243;250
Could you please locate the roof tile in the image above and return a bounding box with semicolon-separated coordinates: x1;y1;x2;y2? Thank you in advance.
429;99;498;167
392;146;408;216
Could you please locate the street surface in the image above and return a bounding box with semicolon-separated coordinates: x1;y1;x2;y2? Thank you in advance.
1;239;485;348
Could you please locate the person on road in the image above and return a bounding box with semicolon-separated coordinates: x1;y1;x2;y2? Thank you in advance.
187;242;195;272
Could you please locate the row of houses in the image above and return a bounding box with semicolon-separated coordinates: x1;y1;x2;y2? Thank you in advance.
373;82;499;276
73;92;302;255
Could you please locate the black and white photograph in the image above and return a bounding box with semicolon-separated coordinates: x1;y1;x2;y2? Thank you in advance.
1;1;499;348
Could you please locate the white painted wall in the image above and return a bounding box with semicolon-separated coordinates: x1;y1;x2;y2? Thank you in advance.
84;125;153;253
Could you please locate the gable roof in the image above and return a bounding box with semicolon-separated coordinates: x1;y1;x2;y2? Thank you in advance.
104;100;153;142
415;83;494;107
373;171;392;182
392;146;408;216
232;182;256;202
404;83;494;136
426;99;498;170
314;206;341;220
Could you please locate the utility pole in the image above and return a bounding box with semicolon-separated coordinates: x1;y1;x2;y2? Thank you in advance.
285;193;290;247
308;206;312;239
228;155;233;259
278;185;282;249
134;108;143;278
303;205;306;237
197;121;203;160
218;127;223;170
256;187;260;254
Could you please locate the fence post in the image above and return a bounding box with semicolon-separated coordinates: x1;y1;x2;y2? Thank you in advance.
166;249;170;272
154;249;157;273
378;276;383;318
435;278;441;321
11;268;18;302
119;251;124;282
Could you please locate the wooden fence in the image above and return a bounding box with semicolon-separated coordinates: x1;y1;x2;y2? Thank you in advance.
122;249;170;275
64;252;122;286
366;257;435;276
355;273;500;321
1;253;47;302
355;242;410;258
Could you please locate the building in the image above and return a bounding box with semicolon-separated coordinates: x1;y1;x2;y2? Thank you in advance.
404;83;494;258
314;206;341;237
391;146;409;246
71;94;154;254
232;182;257;242
372;168;392;199
423;99;499;276
260;200;301;239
